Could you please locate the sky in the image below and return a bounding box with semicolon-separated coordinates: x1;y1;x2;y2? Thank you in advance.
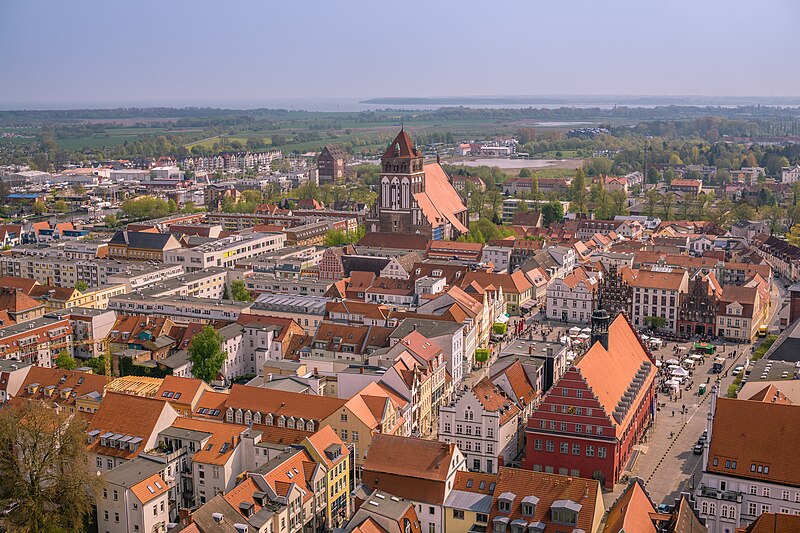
1;0;799;109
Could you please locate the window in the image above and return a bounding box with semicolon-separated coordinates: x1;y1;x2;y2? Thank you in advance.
453;510;464;520
104;510;108;521
107;459;113;469
114;512;119;523
562;388;569;396
748;503;757;516
476;514;488;523
750;485;757;495
572;443;580;455
534;439;542;451
487;427;494;438
546;441;554;452
352;431;359;442
560;443;568;454
341;413;348;422
113;490;118;501
429;506;435;515
598;447;607;459
560;422;567;431
783;490;791;501
586;445;594;457
97;457;102;468
499;500;511;512
708;503;716;516
763;487;771;497
341;429;348;440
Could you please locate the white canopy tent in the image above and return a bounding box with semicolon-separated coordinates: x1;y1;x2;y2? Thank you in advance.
671;367;690;377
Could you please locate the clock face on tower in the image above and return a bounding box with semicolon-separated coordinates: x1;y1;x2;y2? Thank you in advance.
567;406;577;414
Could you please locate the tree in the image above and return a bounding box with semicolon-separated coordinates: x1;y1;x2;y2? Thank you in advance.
569;168;588;214
32;201;47;215
102;214;120;228
0;401;102;531
541;200;564;226
646;167;660;184
222;283;230;300
53;200;69;213
787;224;800;247
609;190;629;218
660;192;676;220
759;205;786;235
230;280;253;302
54;349;78;370
644;188;660;218
188;325;226;384
75;280;89;292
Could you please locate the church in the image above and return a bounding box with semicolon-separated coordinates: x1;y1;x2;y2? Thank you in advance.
366;129;469;240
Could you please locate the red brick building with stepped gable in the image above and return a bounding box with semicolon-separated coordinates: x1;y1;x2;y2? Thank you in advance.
523;309;656;488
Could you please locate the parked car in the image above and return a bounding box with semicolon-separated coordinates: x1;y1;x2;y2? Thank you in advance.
733;365;745;375
693;443;704;455
656;503;673;513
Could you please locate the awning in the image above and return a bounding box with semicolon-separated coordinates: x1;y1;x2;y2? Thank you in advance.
495;314;510;324
520;301;536;310
671;367;689;377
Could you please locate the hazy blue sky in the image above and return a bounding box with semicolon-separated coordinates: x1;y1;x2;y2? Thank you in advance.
1;0;799;108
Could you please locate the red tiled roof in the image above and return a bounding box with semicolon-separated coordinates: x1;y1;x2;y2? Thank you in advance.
574;314;656;438
707;398;800;486
226;384;345;422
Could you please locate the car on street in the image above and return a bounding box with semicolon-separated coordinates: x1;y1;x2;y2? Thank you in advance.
656;503;674;513
693;443;704;455
733;365;745;375
698;430;707;444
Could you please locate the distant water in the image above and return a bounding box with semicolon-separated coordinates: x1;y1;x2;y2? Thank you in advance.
4;95;800;112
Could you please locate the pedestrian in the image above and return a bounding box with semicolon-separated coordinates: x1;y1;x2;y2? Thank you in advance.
672;410;675;417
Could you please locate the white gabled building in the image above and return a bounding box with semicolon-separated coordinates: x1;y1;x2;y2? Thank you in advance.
545;267;600;324
439;377;521;474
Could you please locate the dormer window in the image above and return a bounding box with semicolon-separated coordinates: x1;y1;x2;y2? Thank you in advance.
493;517;509;533
521;495;539;517
498;492;516;513
551;500;581;526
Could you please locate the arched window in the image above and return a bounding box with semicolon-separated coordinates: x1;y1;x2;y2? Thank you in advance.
402;178;410;208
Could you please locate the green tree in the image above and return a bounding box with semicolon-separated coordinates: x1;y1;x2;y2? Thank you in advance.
188;325;226;384
0;400;102;532
230;280;253;302
646;167;660;184
569;168;588;215
103;214;120;228
75;280;89;292
541;200;564;226
55;349;78;370
759;205;786;235
53;200;69;212
660;192;676;220
644;188;660;218
32;201;47;215
609;190;629;218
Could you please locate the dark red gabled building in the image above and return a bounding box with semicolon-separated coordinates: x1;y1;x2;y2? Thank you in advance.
522;310;656;488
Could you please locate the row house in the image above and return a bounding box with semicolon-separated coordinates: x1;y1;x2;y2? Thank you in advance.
628;267;689;332
16;366;106;415
524;313;656;488
757;235;800;282
108;230;182;262
362;435;467;533
346;489;422;533
95;458;171;533
439;377;521;474
87;393;179;473
716;284;769;342
390;318;465;388
545;267;600;324
309;322;394;364
461;271;533;316
695;395;800;532
109;294;250;324
488;467;605;533
0;316;73;367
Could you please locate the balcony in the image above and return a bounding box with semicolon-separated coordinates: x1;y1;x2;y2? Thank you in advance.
699;485;743;502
